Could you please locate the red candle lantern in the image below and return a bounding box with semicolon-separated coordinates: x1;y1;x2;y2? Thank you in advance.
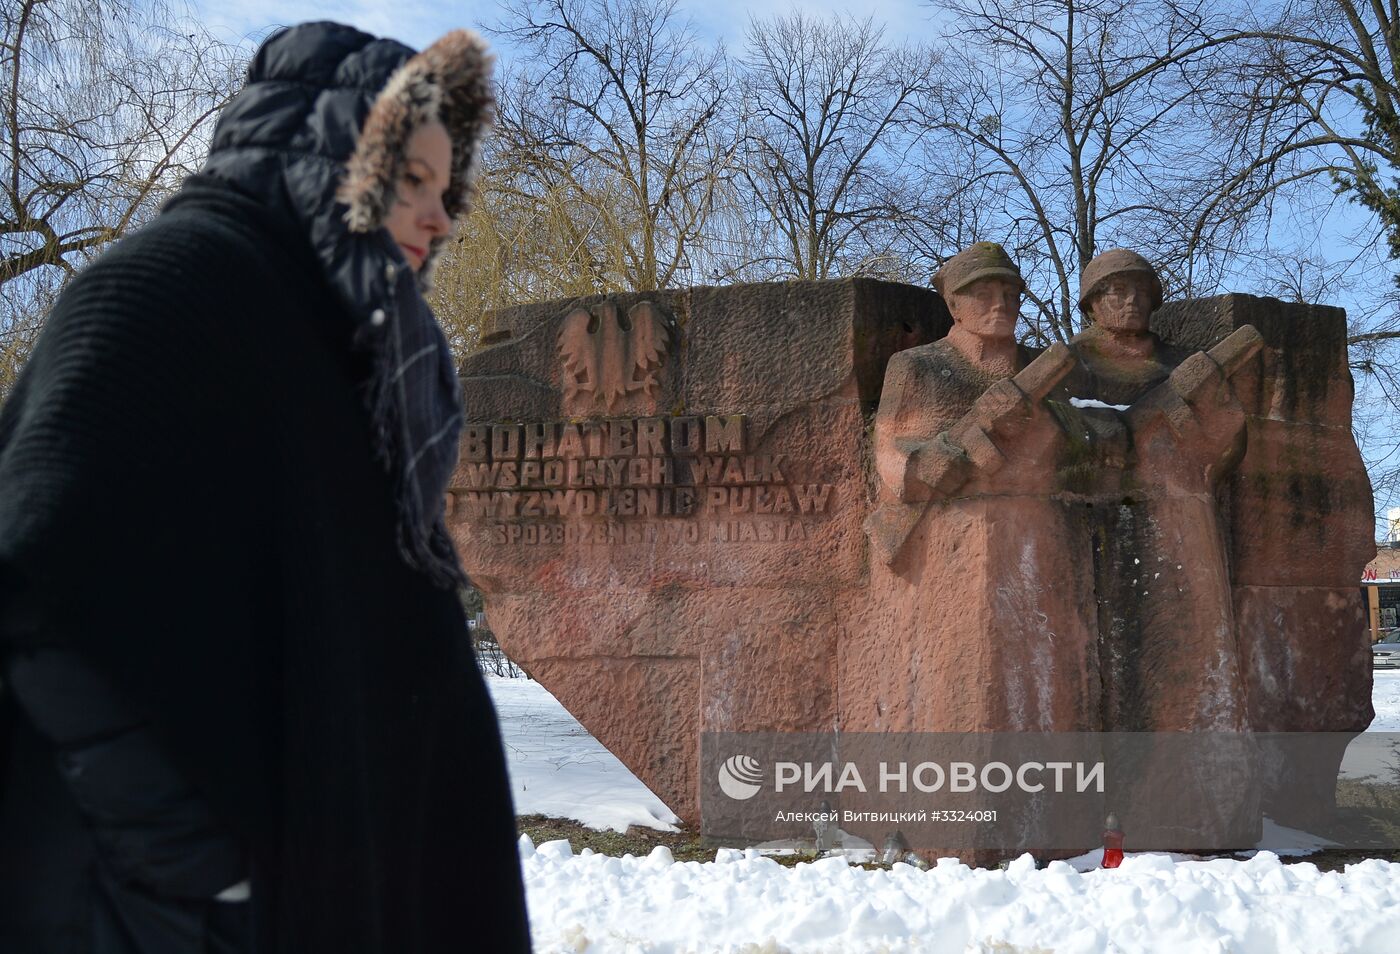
1101;813;1125;869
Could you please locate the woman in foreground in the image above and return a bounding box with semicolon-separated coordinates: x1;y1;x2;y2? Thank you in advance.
0;21;531;953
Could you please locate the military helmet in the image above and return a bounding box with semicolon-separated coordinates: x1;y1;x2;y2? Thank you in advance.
933;242;1025;297
1078;249;1163;316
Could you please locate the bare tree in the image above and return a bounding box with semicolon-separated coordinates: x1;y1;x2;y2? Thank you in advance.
428;163;627;361
916;0;1280;343
1203;1;1400;530
737;12;935;280
0;0;243;396
1226;2;1399;243
489;0;735;293
1212;1;1400;313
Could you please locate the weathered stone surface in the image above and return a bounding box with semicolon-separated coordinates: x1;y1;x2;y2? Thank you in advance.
528;656;701;822
843;498;1101;734
451;279;943;823
1234;586;1373;733
1226;418;1374;588
451;276;1372;856
1154;294;1353;426
1232;581;1372;829
1089;495;1249;733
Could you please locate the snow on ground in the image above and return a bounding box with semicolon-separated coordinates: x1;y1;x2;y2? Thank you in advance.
1236;817;1340;858
488;674;679;832
519;842;1400;954
1371;670;1400;731
488;672;1400;953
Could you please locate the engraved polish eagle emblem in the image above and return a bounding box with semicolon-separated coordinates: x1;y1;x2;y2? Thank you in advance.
558;300;672;412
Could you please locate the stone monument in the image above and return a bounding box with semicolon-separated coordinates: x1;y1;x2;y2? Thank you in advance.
448;255;1374;855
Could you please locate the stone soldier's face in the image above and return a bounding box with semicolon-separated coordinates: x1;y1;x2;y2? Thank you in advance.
1090;275;1153;334
949;277;1021;339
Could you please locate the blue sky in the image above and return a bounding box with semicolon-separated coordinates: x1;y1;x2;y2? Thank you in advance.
189;0;942;51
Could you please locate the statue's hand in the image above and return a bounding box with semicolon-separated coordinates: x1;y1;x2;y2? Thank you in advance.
1126;326;1261;485
1208;324;1264;380
910;343;1077;500
1013;342;1078;403
1129;326;1261;436
905;433;973;501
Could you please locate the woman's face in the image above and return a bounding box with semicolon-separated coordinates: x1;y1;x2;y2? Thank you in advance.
383;119;453;272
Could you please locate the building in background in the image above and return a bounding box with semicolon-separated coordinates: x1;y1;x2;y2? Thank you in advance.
1361;513;1400;640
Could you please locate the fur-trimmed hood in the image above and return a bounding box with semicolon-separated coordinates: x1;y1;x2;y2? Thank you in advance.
187;21;494;590
338;29;494;269
195;20;494;300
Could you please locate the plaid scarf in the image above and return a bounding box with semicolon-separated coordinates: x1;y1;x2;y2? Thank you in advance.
278;152;468;592
354;234;467;591
194;23;490;590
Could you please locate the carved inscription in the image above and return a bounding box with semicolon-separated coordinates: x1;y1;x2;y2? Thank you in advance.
451;415;836;546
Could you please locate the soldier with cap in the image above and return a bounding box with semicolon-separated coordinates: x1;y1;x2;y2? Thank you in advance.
872;242;1042;504
855;244;1089;752
934;241;1034;378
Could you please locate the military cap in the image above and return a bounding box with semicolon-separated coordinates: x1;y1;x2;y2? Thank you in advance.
933;242;1025;297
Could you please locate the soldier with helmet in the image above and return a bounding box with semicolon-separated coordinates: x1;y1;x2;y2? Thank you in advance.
1065;248;1191;406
